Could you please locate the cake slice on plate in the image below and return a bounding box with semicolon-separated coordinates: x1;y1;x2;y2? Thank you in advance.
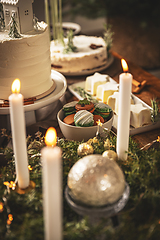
96;82;119;103
130;103;152;128
85;72;110;95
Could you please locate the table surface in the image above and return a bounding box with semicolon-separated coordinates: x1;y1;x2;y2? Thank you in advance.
56;51;160;149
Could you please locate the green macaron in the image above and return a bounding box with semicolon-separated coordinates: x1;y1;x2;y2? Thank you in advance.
63;101;77;116
94;102;112;119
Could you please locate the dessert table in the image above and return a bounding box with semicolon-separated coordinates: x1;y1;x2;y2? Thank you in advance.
0;50;160;240
56;50;160;149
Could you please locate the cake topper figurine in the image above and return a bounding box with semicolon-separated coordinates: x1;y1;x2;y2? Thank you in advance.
8;15;21;38
1;0;34;34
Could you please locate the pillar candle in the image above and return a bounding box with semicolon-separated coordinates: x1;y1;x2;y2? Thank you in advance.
41;127;62;240
9;79;30;189
116;59;132;160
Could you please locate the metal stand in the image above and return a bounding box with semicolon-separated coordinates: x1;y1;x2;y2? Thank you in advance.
65;183;130;228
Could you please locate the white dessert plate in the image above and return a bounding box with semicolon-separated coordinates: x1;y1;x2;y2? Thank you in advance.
68;80;160;136
0;70;67;114
52;54;114;77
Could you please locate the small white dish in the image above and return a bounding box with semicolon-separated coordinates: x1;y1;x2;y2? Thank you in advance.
57;108;114;142
62;22;81;35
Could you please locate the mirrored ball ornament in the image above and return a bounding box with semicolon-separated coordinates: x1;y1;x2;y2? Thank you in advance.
77;143;94;156
67;154;125;207
102;150;118;161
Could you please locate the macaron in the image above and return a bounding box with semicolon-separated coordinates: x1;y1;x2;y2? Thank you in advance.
74;110;94;127
75;99;95;113
94;102;112;119
63;101;77;116
63;114;75;125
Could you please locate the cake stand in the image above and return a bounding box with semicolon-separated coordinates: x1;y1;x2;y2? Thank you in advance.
65;182;130;227
0;70;67;128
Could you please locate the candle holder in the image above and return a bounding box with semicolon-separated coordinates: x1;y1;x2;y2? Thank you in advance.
65;182;130;227
15;180;36;194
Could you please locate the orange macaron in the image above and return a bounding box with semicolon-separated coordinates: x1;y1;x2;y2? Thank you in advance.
63;114;75;125
75;99;95;113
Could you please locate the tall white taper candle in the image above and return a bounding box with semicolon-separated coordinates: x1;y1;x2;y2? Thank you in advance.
41;127;62;240
116;59;132;160
9;79;30;189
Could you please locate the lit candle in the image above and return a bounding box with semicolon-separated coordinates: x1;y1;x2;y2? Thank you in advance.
9;79;30;189
116;59;132;160
41;127;62;240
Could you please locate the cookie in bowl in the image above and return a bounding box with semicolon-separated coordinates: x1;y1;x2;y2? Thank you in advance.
94;102;112;120
63;101;77;116
75;99;95;113
74;110;94;127
57;99;114;141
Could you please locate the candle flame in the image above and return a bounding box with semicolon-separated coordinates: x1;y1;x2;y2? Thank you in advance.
121;59;128;72
45;127;57;147
11;79;21;93
0;202;3;212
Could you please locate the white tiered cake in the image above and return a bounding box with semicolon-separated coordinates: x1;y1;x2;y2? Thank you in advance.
0;22;53;100
0;1;53;100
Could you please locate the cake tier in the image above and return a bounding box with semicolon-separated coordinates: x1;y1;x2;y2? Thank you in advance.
0;22;53;100
50;35;107;73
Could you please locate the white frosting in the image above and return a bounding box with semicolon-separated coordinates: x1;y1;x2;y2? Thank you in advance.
95;102;111;110
74;110;94;126
130;103;152;128
50;35;107;73
0;22;52;99
96;82;119;103
85;72;110;95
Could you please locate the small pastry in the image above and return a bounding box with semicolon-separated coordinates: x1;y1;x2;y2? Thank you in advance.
63;114;75;125
94;102;112;120
74;110;94;127
63;101;77;116
75;99;95;113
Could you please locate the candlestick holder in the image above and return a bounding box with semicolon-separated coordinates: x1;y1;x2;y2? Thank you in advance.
15;180;36;194
65;182;130;227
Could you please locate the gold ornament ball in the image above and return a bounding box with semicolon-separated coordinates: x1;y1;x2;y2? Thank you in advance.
68;154;125;207
104;138;111;150
102;150;118;161
77;143;94;156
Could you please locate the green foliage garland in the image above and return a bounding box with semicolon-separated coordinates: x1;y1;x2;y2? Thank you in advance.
0;130;160;239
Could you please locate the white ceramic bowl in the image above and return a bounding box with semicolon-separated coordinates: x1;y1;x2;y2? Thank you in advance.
57;108;114;142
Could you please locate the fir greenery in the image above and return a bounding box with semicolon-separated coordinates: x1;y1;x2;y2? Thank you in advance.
63;29;77;54
151;99;160;123
73;87;98;104
0;130;160;239
103;23;114;53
